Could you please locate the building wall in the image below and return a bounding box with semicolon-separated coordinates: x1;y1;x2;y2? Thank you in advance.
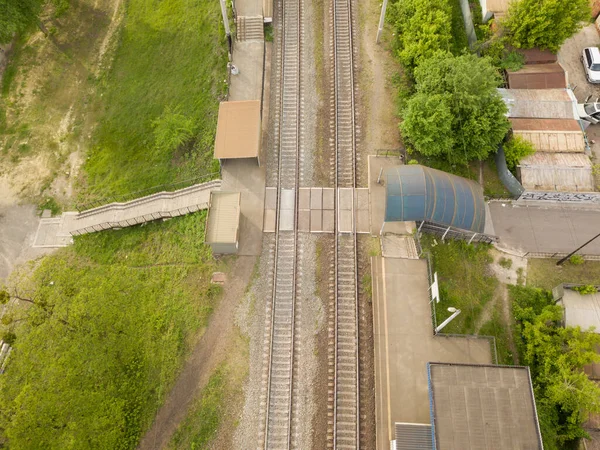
209;242;239;255
518;166;595;192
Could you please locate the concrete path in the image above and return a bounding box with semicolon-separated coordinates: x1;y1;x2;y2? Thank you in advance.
372;256;492;450
33;180;221;247
489;201;600;255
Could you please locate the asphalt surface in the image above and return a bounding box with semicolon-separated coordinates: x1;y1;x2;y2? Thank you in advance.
489;202;600;255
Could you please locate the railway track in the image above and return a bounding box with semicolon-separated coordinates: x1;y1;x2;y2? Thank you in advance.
330;0;360;447
258;0;303;446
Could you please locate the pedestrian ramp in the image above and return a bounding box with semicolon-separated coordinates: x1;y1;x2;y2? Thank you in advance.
33;180;221;248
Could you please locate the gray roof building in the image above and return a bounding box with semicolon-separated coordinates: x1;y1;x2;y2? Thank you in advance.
427;363;543;450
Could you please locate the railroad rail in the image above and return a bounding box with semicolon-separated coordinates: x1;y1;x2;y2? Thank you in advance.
259;0;303;446
330;0;360;447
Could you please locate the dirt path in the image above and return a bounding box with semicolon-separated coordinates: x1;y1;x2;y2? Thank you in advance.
357;0;402;183
138;255;256;450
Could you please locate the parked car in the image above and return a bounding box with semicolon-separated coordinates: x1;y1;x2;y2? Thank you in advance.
577;102;600;125
582;47;600;83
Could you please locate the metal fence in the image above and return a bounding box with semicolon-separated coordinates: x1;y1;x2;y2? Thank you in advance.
417;220;498;244
74;172;219;212
523;251;600;261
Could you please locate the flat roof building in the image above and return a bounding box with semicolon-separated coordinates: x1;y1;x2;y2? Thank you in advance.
498;88;578;120
205;191;241;254
214;100;261;165
517;152;594;192
428;363;543;450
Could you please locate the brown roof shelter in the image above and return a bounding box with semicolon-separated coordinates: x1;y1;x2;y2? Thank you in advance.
517;48;557;65
507;63;568;89
214;100;261;165
510;118;585;153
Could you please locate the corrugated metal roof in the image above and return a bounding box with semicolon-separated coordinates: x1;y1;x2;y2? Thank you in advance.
517;49;557;65
214;100;261;159
498;88;578;120
561;290;600;330
394;423;433;450
205;192;241;244
507;63;567;89
519;152;592;167
511;118;580;131
384;165;485;233
428;363;543;450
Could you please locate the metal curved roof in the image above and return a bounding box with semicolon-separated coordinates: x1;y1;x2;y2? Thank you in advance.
384;165;486;233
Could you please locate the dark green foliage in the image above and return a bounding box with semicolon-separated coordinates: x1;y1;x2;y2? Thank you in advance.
401;53;511;165
569;255;585;266
0;0;43;44
503;0;591;52
0;213;220;448
510;285;600;448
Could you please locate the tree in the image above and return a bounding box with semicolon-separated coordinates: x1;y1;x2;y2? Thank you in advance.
389;0;453;73
503;0;591;52
0;0;44;43
400;53;510;165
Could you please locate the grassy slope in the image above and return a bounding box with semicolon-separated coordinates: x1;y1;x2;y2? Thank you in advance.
0;213;221;448
527;259;600;291
83;0;227;199
423;235;497;334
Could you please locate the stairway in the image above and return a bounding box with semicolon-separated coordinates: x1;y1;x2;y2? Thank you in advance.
236;16;264;41
33;180;222;247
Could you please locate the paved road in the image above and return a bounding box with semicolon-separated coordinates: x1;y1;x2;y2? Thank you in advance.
489;202;600;255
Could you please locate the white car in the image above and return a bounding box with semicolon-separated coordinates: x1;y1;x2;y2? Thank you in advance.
582;47;600;83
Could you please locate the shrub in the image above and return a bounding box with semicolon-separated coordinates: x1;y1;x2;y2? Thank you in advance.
573;285;597;295
499;257;512;269
503;135;535;170
569;255;585;266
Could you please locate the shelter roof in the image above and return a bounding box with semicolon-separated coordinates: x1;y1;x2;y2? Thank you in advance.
384;165;485;233
205;191;241;244
507;63;567;89
519;152;592;168
428;363;543;450
394;423;433;450
561;289;600;331
214;100;261;159
498;88;577;120
510;118;581;132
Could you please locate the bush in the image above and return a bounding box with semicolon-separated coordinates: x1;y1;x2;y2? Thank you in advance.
573;285;597;295
569;254;585;266
503;135;535;170
498;257;512;269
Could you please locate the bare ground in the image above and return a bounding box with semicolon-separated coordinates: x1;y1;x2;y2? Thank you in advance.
138;255;257;450
0;0;123;205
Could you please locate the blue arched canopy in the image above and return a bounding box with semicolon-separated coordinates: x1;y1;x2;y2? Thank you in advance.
385;165;486;233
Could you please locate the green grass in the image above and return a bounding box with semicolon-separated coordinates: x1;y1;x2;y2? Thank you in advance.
478;301;514;365
423;235;497;334
0;213;221;448
170;366;226;449
527;259;600;291
83;0;228;200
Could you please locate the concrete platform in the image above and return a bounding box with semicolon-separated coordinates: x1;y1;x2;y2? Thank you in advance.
338;188;370;233
221;159;265;256
372;257;492;450
229;41;264;102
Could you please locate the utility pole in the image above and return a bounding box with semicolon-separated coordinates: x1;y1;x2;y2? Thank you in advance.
219;0;233;57
376;0;389;44
556;231;600;266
